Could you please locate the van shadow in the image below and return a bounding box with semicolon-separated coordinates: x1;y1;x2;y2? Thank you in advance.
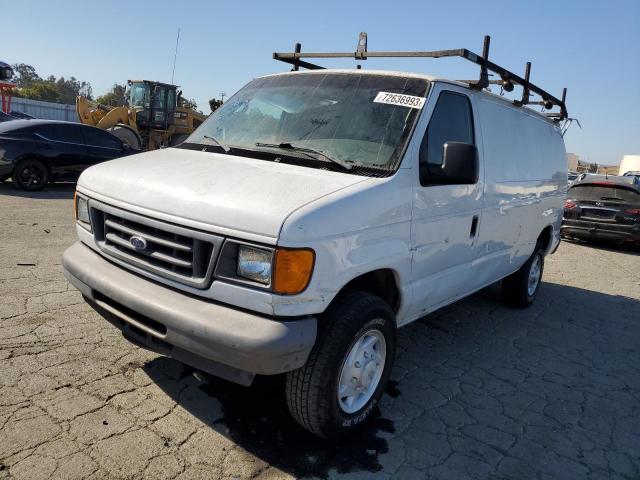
0;181;76;199
145;359;396;478
144;282;640;478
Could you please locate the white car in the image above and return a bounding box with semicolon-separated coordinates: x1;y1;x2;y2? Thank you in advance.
63;43;567;438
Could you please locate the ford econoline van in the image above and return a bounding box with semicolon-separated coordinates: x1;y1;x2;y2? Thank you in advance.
63;38;568;438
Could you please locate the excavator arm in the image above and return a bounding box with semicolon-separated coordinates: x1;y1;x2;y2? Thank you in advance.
76;96;137;131
76;96;142;149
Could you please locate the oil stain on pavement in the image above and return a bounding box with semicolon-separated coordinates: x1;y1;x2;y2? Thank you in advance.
147;359;396;478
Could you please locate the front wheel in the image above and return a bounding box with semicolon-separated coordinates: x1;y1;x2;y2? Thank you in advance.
502;242;545;308
108;126;142;150
12;158;49;191
285;291;396;438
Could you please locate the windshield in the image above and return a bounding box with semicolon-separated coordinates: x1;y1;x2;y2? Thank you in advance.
129;82;148;108
186;73;429;174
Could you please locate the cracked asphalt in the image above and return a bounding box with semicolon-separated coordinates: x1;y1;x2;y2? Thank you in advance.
1;182;639;480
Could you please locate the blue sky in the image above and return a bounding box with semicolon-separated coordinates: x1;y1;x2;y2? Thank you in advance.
4;0;639;165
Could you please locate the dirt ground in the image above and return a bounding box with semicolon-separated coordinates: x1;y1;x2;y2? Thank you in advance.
1;182;639;479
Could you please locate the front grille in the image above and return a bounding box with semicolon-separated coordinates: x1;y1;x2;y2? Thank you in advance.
90;201;223;289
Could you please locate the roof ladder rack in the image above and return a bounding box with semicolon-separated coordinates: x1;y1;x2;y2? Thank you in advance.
273;33;568;121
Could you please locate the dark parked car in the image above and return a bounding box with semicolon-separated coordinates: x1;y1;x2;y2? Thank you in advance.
0;111;15;122
9;111;35;120
562;174;640;246
0;119;136;191
567;171;579;184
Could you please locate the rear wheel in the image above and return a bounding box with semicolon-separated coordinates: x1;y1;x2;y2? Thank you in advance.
502;242;545;308
12;159;49;191
285;291;396;438
108;126;141;150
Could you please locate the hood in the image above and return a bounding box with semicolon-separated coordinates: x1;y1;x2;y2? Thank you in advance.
78;148;367;240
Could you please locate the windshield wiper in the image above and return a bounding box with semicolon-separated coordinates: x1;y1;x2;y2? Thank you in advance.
201;135;230;153
254;142;352;171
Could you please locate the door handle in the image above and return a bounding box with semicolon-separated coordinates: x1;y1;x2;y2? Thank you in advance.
470;215;479;238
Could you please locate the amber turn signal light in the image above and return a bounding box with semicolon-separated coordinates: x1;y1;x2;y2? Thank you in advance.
273;248;315;295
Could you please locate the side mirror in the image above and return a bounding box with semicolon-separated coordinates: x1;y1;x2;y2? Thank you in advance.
420;142;478;185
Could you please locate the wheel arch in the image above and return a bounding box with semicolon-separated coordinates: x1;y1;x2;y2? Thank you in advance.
331;268;402;314
537;224;554;254
12;155;52;174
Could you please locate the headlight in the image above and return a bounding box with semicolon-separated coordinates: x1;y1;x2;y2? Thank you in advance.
237;245;273;285
232;244;315;294
74;193;91;231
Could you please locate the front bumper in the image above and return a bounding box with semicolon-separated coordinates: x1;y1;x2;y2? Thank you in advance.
0;161;12;178
561;219;640;243
62;242;317;385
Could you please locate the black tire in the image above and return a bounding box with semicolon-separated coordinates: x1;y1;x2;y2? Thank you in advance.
285;291;396;438
502;242;545;308
108;125;142;150
12;158;49;191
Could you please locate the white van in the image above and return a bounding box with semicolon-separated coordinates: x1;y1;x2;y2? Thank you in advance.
63;37;567;438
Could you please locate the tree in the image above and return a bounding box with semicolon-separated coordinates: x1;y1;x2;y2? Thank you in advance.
55;76;93;103
11;63;41;88
19;81;60;103
10;63;93;104
96;83;127;106
209;98;223;113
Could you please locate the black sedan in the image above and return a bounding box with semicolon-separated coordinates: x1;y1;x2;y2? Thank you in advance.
0;111;15;122
0;120;136;191
562;175;640;246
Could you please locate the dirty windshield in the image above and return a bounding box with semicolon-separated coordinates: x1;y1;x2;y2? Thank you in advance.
186;73;429;174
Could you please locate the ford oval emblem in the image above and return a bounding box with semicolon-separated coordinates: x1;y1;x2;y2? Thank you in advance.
129;235;148;251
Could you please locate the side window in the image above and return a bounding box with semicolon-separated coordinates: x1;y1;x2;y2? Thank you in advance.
167;89;176;113
82;127;123;149
153;88;166;109
420;91;474;167
38;124;85;144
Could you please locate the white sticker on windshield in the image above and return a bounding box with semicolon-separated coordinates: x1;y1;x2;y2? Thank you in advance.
374;92;426;109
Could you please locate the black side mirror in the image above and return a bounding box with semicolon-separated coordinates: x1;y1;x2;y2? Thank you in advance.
420;142;478;185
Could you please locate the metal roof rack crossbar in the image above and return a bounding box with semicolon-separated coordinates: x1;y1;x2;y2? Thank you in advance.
273;34;568;121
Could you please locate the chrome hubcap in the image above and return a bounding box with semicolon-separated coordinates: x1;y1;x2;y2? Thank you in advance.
527;255;542;296
337;328;386;414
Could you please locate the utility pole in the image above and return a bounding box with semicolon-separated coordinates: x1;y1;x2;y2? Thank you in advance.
220;91;226;103
171;28;181;84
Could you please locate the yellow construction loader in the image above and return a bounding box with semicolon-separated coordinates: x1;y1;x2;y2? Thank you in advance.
76;80;206;150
